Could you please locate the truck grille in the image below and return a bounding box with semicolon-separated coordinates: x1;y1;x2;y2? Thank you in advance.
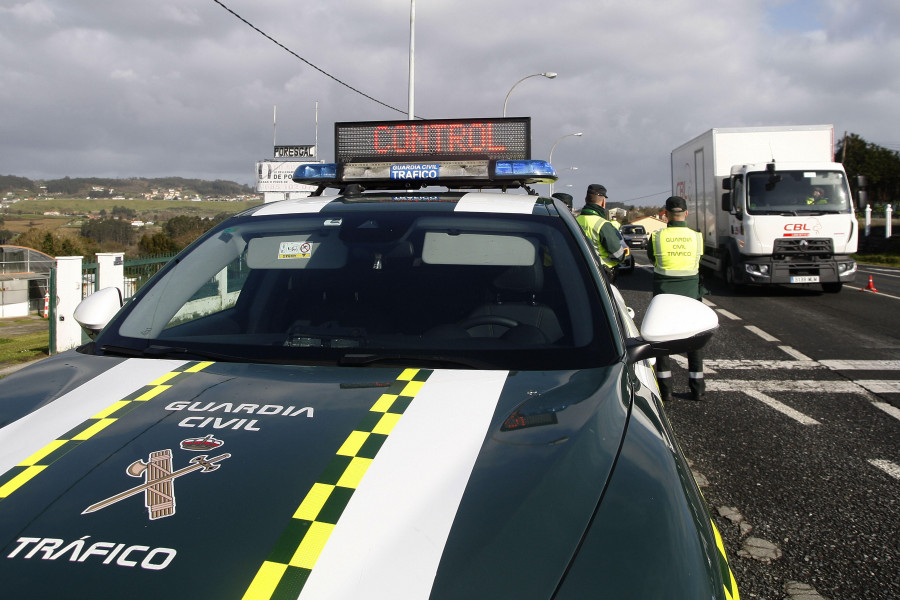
773;238;833;256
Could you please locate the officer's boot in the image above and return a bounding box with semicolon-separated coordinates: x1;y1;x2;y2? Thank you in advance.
656;355;674;404
688;350;705;401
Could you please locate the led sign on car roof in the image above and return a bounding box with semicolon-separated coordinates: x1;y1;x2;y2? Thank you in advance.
293;117;554;191
335;117;531;162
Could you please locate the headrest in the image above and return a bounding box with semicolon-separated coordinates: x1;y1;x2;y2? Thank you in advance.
493;242;543;293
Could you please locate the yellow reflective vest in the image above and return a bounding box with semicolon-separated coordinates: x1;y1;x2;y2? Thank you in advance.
650;225;703;277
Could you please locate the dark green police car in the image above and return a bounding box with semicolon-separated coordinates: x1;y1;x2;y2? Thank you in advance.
0;118;738;599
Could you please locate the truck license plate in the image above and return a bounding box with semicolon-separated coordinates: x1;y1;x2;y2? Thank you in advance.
791;275;820;283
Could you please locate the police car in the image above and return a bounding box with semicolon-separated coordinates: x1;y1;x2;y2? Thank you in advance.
0;117;738;599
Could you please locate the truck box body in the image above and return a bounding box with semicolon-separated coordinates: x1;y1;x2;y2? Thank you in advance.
671;125;858;292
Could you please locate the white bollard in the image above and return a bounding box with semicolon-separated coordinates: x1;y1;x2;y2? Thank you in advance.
864;204;871;237
887;204;893;239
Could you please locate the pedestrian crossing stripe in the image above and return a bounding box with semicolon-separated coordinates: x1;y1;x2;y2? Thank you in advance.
0;361;213;501
241;368;432;600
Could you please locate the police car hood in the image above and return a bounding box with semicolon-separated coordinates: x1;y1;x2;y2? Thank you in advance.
0;354;629;599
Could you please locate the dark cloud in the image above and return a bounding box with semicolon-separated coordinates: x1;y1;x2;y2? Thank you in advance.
0;0;895;207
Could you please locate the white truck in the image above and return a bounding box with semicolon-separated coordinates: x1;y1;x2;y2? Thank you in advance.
671;125;858;293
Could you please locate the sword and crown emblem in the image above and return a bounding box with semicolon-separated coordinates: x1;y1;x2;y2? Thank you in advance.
83;438;230;520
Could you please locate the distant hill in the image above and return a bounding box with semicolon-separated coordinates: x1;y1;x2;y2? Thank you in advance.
0;175;254;197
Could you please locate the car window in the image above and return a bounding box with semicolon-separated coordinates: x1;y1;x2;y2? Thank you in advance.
107;208;618;370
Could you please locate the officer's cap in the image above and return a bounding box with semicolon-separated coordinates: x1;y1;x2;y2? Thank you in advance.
587;184;608;198
665;196;688;212
551;192;573;207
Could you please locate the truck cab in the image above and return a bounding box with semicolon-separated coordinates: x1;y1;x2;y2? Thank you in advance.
721;161;858;292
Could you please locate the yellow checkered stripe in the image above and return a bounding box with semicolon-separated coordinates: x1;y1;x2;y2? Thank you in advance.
242;368;432;600
0;361;213;501
711;519;741;600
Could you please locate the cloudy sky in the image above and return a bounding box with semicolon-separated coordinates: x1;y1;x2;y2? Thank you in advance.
2;0;898;208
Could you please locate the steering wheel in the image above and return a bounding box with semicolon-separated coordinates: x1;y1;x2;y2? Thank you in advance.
457;315;519;330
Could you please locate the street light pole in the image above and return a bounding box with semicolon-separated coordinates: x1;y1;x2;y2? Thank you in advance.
503;72;557;117
548;132;583;194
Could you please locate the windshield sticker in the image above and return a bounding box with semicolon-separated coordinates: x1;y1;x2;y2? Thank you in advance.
0;361;213;503
83;446;230;521
278;241;314;259
7;536;177;570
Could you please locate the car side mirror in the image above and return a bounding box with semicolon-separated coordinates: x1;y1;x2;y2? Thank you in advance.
626;294;718;363
74;287;123;340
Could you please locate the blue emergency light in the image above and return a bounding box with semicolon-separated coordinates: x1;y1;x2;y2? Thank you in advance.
493;160;556;178
293;163;338;181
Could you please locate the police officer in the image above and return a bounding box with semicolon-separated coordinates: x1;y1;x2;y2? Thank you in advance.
646;196;708;402
551;192;574;213
576;184;626;278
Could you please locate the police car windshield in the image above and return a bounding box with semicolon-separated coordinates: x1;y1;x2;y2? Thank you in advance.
100;205;617;370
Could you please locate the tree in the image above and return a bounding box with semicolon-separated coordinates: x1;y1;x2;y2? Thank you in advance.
13;228;98;257
836;133;900;206
138;232;180;255
80;218;135;245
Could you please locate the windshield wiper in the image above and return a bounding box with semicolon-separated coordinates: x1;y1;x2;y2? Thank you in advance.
338;352;493;369
100;344;244;363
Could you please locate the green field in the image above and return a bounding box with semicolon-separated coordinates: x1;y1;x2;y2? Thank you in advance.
5;197;261;219
0;330;49;369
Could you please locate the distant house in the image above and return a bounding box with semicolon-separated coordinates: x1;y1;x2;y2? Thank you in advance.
628;215;668;235
130;220;145;227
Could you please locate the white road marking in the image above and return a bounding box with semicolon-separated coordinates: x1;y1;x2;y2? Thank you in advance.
819;360;900;370
708;380;862;393
872;402;900;423
671;354;717;374
868;459;900;481
704;360;823;370
846;285;900;301
740;389;821;425
856;380;900;394
745;325;778;342
716;309;742;321
779;346;813;361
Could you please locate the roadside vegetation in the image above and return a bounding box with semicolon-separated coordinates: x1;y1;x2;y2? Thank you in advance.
1;175;261;258
0;326;49;367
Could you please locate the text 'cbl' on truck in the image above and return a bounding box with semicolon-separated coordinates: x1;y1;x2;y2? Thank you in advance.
672;125;858;293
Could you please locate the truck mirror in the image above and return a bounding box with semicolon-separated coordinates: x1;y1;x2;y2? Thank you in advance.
722;177;732;191
721;192;731;211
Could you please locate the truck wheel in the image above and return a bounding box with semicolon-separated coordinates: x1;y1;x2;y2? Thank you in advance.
822;282;843;293
723;257;743;293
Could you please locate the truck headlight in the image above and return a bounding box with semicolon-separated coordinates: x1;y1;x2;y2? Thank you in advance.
745;263;769;277
838;261;857;276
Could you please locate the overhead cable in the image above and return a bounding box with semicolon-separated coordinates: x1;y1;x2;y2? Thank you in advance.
212;0;415;118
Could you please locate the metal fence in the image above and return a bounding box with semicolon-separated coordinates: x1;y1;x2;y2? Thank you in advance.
122;254;177;299
78;254;176;301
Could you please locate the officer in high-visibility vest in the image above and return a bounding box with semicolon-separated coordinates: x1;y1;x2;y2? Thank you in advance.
647;196;708;402
576;184;626;278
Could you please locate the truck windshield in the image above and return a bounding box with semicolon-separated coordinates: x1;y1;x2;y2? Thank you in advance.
746;171;850;214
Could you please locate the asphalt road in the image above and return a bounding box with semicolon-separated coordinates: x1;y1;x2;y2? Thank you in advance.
616;256;900;600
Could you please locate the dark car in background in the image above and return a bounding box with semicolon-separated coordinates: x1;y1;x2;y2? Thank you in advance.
621;223;649;249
